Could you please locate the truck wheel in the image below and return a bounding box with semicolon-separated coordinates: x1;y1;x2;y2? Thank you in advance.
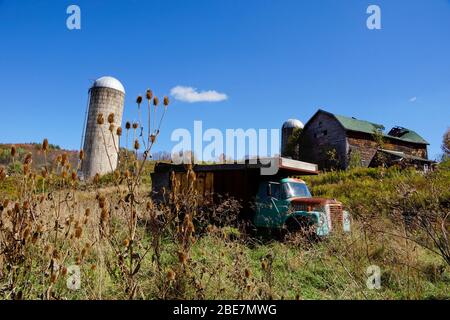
284;217;316;242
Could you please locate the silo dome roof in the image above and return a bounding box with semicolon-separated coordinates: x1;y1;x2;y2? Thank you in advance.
92;76;125;94
282;119;304;129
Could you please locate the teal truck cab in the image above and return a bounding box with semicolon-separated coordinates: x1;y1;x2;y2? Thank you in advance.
151;157;350;237
255;177;350;236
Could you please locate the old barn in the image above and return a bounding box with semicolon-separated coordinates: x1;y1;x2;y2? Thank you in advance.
296;109;433;171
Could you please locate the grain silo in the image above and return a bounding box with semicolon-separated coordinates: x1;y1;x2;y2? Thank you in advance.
81;76;125;179
281;119;304;158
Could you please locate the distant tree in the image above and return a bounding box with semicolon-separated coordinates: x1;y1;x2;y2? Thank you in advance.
284;128;302;158
324;147;340;171
442;127;450;157
152;151;171;161
172;150;197;164
372;129;387;167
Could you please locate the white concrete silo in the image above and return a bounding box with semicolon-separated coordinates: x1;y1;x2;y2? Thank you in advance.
81;76;125;178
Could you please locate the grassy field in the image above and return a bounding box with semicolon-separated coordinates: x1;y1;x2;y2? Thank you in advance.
0;142;449;299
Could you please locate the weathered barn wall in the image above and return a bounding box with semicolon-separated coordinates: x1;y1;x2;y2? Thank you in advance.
346;133;379;167
347;131;428;167
298;112;348;170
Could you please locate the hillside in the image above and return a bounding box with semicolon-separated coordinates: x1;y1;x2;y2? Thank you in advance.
0;143;79;173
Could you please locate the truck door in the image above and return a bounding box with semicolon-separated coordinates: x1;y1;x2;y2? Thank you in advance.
255;182;286;228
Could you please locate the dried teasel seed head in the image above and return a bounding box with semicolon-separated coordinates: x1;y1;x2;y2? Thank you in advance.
114;170;120;180
134;139;140;150
163;96;169;106
11;145;16;157
261;260;268;270
42;138;49;151
167;270;176;281
123;239;130;247
132;122;139;130
24;153;32;165
32;232;39;243
97;113;104;125
244;268;251;278
109;124;115;132
98;195;106;208
22;201;30;211
71;171;77;181
100;208;108;222
85;208;91;217
125;121;131;130
61;153;68;166
153;96;159;106
75;226;83;239
79;149;84;161
136;95;143;105
61;266;68;276
146;89;153;100
177;251;187;265
107;113;115;124
150;134;156;143
116;127;122;136
94;173;100;184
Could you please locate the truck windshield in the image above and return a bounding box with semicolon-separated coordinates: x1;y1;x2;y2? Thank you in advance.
282;182;311;199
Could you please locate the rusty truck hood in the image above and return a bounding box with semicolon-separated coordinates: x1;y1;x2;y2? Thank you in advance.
290;197;341;205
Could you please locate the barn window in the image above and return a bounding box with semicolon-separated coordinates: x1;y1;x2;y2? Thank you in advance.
323;130;328;136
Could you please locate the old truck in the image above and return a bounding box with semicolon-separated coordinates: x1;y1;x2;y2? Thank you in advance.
151;157;351;237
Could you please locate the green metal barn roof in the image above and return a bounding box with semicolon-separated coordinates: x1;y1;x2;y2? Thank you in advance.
333;114;385;135
313;109;429;145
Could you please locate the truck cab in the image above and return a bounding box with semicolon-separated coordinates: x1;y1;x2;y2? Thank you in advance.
255;178;350;236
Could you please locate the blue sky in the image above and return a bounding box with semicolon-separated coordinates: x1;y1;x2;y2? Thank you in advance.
0;0;449;160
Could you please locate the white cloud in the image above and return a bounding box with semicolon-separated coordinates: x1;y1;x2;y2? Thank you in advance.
409;96;417;102
170;86;228;103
